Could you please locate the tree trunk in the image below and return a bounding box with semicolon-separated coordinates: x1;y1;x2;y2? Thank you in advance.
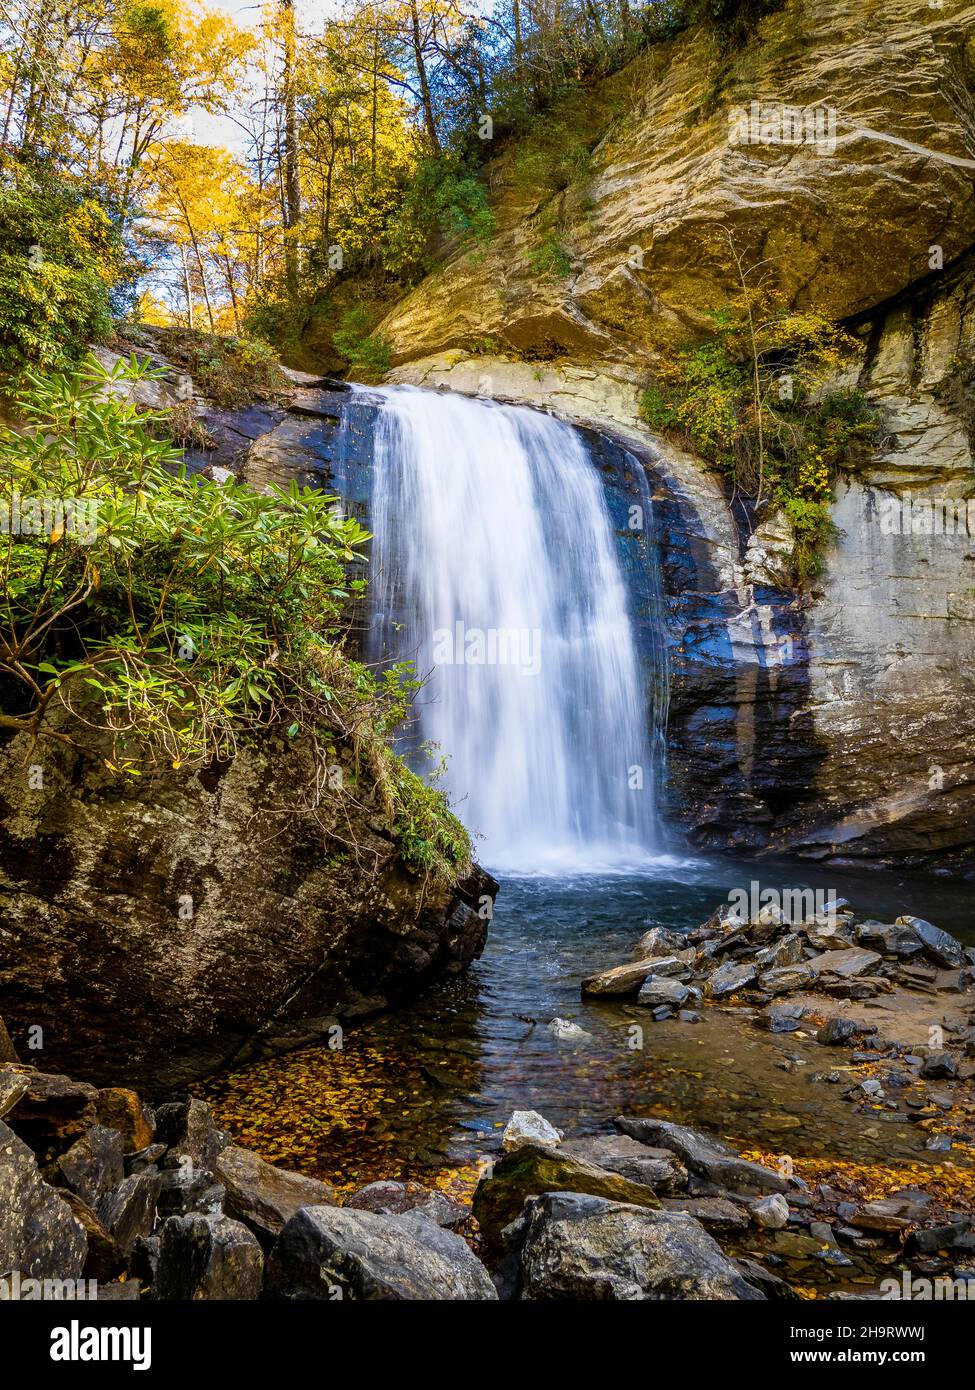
409;0;440;154
280;0;302;296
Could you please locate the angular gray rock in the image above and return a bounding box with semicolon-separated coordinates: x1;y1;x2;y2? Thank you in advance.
97;1170;161;1258
897;917;964;969
855;922;924;957
558;1135;688;1193
215;1143;335;1244
57;1125;125;1207
615;1117;790;1196
0;1119;87;1280
813;947;882;979
637;977;692;1009
266;1204;497;1300
514;1192;765;1300
345;1180;468;1230
706;961;757;998
155;1212;263;1300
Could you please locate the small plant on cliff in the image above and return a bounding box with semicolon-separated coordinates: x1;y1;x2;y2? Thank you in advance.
0;356;471;884
640;281;879;581
332;304;392;382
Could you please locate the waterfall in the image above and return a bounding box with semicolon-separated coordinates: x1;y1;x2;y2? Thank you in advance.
364;385;668;874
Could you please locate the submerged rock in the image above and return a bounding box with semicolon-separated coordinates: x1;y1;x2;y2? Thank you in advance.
547;1017;592;1043
513;1192;765;1301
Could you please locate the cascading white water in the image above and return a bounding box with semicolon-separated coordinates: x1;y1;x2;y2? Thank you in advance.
366;385;666;874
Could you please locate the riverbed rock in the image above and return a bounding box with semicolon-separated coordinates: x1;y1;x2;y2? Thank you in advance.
472;1143;660;1248
813;947;882;979
60;1191;121;1281
759;963;818;996
637;977;692;1009
0;1119;87;1280
345;1180;468;1230
155;1099;226;1171
155;1212;263;1300
513;1192;765;1300
558;1135;688;1193
614;1118;790;1196
0;1065;99;1151
581;959;656;996
266;1204;497;1300
97;1170;162;1258
57;1125;125;1207
897;917;965;969
855;922;924;958
502;1110;562;1153
705;961;757;998
751;1193;790;1230
818;1017;860;1046
547;1017;593;1043
214;1143;335;1244
633;927;688;959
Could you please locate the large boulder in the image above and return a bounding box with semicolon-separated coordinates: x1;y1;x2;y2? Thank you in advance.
897;917;965;968
265;1205;497;1300
512;1192;765;1300
0;728;496;1091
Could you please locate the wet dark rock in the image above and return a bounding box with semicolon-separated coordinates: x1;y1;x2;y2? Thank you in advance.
637;977;692;1009
266;1204;497;1300
156;1100;227;1171
60;1191;121;1281
0;1015;18;1064
346;1179;467;1229
155;1212;263;1300
659;1195;750;1231
215;1143;335;1245
57;1125;125;1207
920;1051;958;1079
157;1168;223;1219
854;922;924;957
706;961;757;998
0;1119;87;1280
0;1065;98;1150
812;947;882;979
896;917;964;969
818;1017;860;1046
512;1192;765;1300
615;1117;790;1196
97;1170;161;1258
96;1089;154;1154
558;1135;688;1193
757;1001;806;1033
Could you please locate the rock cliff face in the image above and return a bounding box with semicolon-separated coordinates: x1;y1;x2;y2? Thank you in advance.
0;725;495;1093
368;0;975;872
